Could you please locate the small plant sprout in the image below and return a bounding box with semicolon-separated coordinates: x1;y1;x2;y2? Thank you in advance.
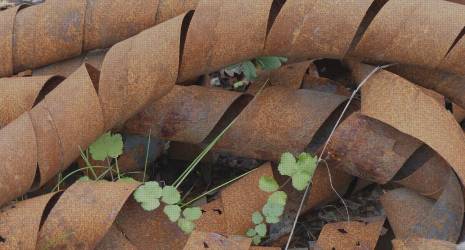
278;152;317;191
89;132;123;160
133;181;163;211
255;56;288;71
133;181;202;234
246;151;316;245
225;56;287;89
88;132;124;179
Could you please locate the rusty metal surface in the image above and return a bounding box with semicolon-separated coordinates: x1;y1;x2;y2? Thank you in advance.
183;231;252;250
381;188;434;240
37;180;138;249
0;113;37;205
0;193;55;250
124;85;242;144
388;64;465;109
328;112;422;184
0;0;465;248
362;68;465;208
315;216;385;250
216;87;347;161
0;0;197;76
178;0;272;82
116;198;189;250
352;0;465;71
392;238;457;250
221;163;273;235
196;199;227;234
32;49;106;77
381;171;463;242
95;225;137;250
0;75;63;128
265;0;373;61
394;147;451;199
0;6;20;76
98;14;185;130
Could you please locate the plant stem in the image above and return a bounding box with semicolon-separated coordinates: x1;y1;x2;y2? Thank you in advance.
181;168;257;208
279;177;291;190
143;129;152;182
173;79;270;189
79;146;97;179
115;157;121;179
52;166;112;192
106;157;114;181
284;63;395;250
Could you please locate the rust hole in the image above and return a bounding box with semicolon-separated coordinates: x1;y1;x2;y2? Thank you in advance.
203;241;209;248
337;228;348;234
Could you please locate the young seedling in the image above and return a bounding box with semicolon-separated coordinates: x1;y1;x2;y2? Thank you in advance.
89;132;124;179
225;56;287;89
246;151;317;245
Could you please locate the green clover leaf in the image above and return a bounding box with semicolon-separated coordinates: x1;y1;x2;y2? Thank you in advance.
164;205;181;222
241;61;257;80
259;176;279;193
292;172;311;191
246;228;257;237
89;132;123;160
296;152;317;174
255;56;287;70
278;152;297;176
133;181;163;211
262;202;284;218
178;218;196;234
252;235;262;245
161;185;181;205
141;199;160;211
265;216;280;224
255;223;267;237
268;191;287;206
78;176;91;182
252;211;264;225
183;207;202;221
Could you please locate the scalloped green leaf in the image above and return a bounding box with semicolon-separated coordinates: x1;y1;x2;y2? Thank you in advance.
133;181;162;211
255;223;267;237
241;61;257;80
178;218;196;234
89;132;123;160
252;235;262;245
252;211;264;225
265;215;280;224
278;152;297;177
246;228;257;237
164;205;181;222
141;199;160;211
78;176;91;182
296;152;317;174
258;176;279;193
255;56;286;70
161;185;181;205
292;172;311;191
183;207;202;221
268;191;287;206
262;202;284;217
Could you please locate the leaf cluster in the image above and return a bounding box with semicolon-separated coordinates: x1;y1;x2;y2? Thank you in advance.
133;182;202;234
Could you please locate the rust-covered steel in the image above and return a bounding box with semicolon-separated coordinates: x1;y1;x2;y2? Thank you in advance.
0;0;198;77
0;0;465;248
315;217;386;250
